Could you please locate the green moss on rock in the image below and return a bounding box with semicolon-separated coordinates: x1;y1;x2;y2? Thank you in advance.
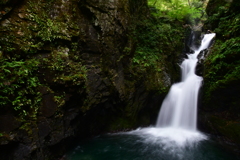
201;0;240;148
0;0;186;159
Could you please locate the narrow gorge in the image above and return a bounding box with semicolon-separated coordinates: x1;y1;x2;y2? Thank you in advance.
0;0;240;159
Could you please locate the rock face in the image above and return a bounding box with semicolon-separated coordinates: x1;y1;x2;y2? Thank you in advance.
0;0;184;159
199;0;240;150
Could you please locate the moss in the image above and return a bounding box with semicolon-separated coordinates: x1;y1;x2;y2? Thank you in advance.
40;51;87;85
201;0;240;147
19;121;36;136
0;0;88;118
0;0;82;57
204;0;240;104
204;38;240;103
128;6;185;96
131;16;184;70
206;0;230;17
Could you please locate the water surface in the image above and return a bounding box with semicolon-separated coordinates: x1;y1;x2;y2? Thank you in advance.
67;127;238;160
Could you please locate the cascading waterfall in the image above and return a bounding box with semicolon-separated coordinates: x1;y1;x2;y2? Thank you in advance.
68;32;237;160
156;33;216;130
124;33;216;147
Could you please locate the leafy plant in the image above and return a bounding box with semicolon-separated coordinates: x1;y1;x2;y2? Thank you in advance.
128;3;185;92
204;37;240;101
0;58;41;117
131;12;184;70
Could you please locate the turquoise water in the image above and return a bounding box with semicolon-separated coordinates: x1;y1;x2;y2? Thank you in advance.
67;128;238;160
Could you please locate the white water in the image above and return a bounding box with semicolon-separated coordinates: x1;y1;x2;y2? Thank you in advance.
156;33;216;130
126;33;215;147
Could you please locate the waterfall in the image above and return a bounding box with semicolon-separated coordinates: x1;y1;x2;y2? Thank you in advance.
156;33;216;130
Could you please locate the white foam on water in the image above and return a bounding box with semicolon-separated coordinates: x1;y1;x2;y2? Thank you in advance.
127;127;207;147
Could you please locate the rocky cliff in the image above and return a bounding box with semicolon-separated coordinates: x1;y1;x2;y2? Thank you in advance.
0;0;185;159
200;0;240;151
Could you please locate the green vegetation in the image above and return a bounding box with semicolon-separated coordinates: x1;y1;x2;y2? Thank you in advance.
40;51;87;86
128;0;204;92
204;37;240;102
204;0;240;103
0;0;208;158
0;0;86;118
21;1;79;54
0;0;207;133
0;51;86;117
131;0;207;72
26;2;71;42
205;38;240;87
130;15;184;91
88;0;192;130
148;0;204;22
0;57;41;117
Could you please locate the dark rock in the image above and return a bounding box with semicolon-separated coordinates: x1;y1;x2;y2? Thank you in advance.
195;61;204;76
37;118;51;142
197;49;208;60
40;94;57;117
0;142;18;160
0;115;21;132
13;143;31;160
0;0;183;159
184;30;202;53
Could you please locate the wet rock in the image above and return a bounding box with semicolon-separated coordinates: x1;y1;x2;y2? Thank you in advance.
197;49;208;60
